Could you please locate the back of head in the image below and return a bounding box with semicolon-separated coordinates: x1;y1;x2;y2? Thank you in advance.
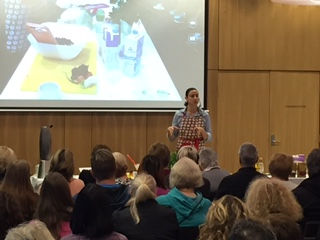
177;145;198;163
239;143;258;167
91;149;116;181
229;219;276;240
267;213;302;240
170;157;203;189
49;149;74;181
199;147;218;170
5;220;55;240
0;146;17;182
113;152;128;178
138;154;164;188
1;160;33;194
148;142;171;168
306;148;320;177
199;195;248;240
129;173;157;224
268;153;293;180
245;178;302;222
71;184;114;238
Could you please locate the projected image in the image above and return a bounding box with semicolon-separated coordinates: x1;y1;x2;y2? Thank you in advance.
0;0;205;109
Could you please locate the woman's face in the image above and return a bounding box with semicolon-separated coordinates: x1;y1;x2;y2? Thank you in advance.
186;89;199;106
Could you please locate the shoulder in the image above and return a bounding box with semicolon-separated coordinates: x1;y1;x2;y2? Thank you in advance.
174;109;185;117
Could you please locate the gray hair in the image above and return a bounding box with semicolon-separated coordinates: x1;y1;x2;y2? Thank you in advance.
306;148;320;177
199;147;218;169
238;143;258;167
177;145;198;163
169;157;203;189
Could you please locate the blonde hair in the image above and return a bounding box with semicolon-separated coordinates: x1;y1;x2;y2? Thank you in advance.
177;145;198;162
113;152;128;178
5;220;55;240
170;157;203;189
199;195;248;240
128;173;156;224
245;178;303;222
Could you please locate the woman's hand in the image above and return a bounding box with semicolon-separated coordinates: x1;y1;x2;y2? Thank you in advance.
195;126;208;141
167;126;179;137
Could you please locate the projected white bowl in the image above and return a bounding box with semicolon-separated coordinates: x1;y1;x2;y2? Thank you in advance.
27;22;89;60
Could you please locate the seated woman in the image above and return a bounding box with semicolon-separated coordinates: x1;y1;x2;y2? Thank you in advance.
156;157;211;228
245;177;303;223
113;173;178;240
34;172;74;239
138;155;169;196
199;195;248;240
62;184;127;240
113;152;131;185
0;146;17;183
0;160;39;221
49;149;84;197
268;153;297;190
5;220;55;240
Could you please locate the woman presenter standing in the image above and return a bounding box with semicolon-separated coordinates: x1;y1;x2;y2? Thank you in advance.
167;87;212;151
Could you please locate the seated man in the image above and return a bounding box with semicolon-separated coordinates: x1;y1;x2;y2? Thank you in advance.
293;148;320;231
90;148;130;212
215;142;265;200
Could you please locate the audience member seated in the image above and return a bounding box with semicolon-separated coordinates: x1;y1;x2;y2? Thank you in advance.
268;153;297;190
293;148;320;232
113;152;131;185
215;142;265;200
0;160;38;221
245;178;302;223
147;142;171;188
62;184;127;240
228;219;276;240
199;195;248;240
34;172;73;239
157;157;211;229
79;144;111;185
138;155;169;196
113;173;179;240
0;146;17;183
91;149;130;212
5;220;55;240
198;147;229;199
177;145;211;200
49;149;85;197
0;191;24;240
266;213;302;240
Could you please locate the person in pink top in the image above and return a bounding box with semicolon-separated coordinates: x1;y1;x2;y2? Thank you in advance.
49;149;85;197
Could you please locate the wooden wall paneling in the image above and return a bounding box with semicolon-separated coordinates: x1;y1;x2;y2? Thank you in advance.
217;71;269;173
92;112;147;164
207;0;219;70
219;0;320;70
207;70;218;151
146;112;176;153
65;113;92;173
270;72;319;158
0;112;65;173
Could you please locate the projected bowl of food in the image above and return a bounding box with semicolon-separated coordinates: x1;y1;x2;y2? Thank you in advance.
27;22;89;60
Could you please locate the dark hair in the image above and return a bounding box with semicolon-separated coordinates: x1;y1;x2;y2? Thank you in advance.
0;191;24;240
1;160;38;221
34;172;73;239
49;149;74;181
306;148;320;177
138;154;165;188
229;219;276;240
148;142;170;168
90;144;112;162
184;87;198;107
71;184;114;238
239;143;258;167
268;153;293;180
91;149;116;181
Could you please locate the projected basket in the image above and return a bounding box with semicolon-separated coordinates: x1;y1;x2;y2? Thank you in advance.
27;22;89;60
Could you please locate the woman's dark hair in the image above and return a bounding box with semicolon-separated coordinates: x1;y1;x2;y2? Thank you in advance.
34;172;73;239
138;154;165;188
148;142;170;168
49;149;74;181
184;87;198;107
71;184;114;238
1;160;38;221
